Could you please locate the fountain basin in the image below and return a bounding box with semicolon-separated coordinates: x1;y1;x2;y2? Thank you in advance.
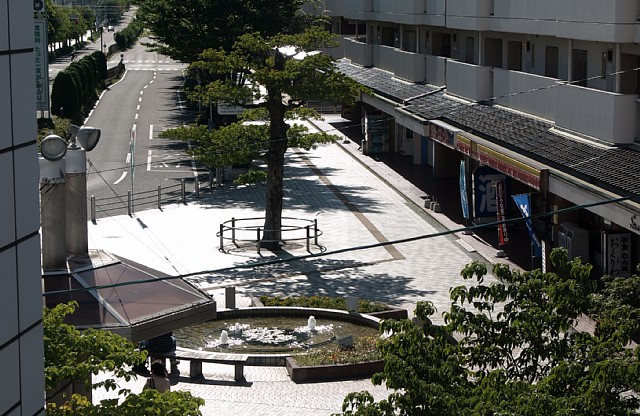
173;307;382;366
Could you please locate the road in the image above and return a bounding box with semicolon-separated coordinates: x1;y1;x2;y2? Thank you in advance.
85;39;197;218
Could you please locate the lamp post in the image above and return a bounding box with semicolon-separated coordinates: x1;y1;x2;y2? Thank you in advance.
39;127;100;269
40;135;68;270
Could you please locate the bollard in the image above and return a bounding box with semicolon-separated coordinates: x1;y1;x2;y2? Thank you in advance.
345;296;359;312
257;227;261;255
90;195;96;222
306;225;310;252
180;179;186;204
195;176;200;199
219;224;224;251
231;217;236;244
314;219;318;245
127;190;132;217
225;286;236;309
157;185;162;210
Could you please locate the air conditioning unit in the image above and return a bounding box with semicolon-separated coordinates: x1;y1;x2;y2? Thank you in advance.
558;222;589;262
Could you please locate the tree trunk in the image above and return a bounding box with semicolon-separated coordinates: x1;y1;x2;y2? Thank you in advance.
263;95;288;250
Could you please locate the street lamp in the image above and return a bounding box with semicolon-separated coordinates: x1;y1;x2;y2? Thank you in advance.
39;127;101;270
40;135;68;270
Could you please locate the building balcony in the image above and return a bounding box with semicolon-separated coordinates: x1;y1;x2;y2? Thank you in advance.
344;37;373;67
446;0;492;30
372;44;426;82
491;0;637;42
343;0;373;20
555;84;636;144
446;60;492;102
465;65;637;145
322;0;345;16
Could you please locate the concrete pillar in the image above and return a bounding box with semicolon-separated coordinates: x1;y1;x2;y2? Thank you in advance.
65;146;88;256
40;158;67;270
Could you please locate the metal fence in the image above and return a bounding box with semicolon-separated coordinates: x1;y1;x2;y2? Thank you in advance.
90;177;201;221
217;216;325;254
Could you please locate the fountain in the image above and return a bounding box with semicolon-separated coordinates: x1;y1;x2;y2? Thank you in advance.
220;329;229;345
174;312;380;354
307;316;316;331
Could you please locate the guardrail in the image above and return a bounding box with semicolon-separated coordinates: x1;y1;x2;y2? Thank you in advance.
90;177;200;221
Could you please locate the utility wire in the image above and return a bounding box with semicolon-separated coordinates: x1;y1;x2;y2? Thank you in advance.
42;192;640;297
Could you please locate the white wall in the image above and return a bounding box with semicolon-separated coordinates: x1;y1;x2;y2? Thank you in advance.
493;67;558;122
0;0;45;415
447;60;493;101
555;84;637;144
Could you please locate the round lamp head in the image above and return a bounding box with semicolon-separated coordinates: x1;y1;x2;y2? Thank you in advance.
75;126;101;151
41;135;67;161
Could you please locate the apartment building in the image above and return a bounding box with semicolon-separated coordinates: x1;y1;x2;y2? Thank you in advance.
323;0;640;276
1;0;46;415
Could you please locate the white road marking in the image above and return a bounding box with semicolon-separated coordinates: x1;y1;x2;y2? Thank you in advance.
114;171;127;184
147;149;152;171
149;124;154;140
136;104;140;111
134;113;139;120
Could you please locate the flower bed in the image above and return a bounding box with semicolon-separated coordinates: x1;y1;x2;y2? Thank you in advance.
286;356;384;383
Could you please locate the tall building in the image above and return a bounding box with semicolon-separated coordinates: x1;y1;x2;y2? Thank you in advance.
324;0;640;275
0;0;46;415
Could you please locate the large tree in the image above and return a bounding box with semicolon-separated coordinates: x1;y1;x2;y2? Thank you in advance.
162;27;362;250
339;249;640;415
136;0;320;62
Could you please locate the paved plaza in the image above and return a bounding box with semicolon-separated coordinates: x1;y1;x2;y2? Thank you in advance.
88;115;521;414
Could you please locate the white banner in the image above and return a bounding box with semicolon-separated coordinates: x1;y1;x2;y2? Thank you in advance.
34;19;50;112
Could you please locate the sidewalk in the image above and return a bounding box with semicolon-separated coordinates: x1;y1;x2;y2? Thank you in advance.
88;115;523;414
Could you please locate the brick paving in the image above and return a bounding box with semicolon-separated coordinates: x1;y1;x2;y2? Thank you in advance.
89;115;526;414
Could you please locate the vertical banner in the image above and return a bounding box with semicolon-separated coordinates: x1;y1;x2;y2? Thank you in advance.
34;18;50;112
512;193;542;257
496;180;509;245
602;232;632;277
459;161;470;219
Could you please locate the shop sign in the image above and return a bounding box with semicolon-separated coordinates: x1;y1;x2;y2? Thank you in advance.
35;19;49;112
455;133;474;156
477;145;547;191
429;122;455;149
217;102;245;115
473;166;506;218
602;232;632;277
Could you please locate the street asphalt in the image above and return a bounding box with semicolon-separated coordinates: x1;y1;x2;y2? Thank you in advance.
88;115;522;415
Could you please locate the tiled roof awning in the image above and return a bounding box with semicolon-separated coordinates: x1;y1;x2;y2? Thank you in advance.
337;59;640;198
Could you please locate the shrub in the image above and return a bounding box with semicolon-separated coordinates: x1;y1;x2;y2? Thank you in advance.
259;295;390;313
51;70;82;123
294;335;381;366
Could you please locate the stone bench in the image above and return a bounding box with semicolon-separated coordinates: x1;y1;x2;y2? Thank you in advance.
153;348;248;382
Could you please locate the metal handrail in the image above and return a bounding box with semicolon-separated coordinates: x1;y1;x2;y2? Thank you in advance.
217;216;325;254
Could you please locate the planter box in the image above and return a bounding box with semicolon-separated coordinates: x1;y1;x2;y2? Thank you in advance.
368;308;408;320
286;356;383;383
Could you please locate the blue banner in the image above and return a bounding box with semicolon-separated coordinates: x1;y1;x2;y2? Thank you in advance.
512;194;542;257
460;161;470;219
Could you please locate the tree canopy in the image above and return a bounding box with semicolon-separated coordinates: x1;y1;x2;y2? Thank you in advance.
136;0;321;62
44;302;204;415
162;27;363;249
339;249;640;415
